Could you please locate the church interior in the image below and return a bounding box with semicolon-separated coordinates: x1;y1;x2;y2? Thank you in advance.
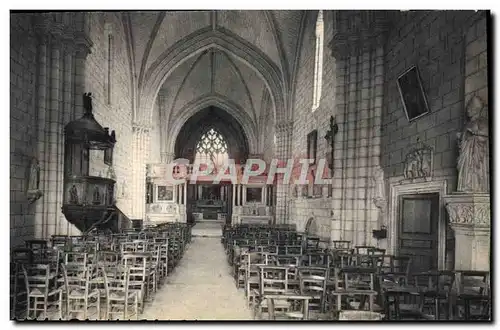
9;10;491;321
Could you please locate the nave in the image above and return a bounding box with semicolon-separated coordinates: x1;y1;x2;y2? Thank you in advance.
142;236;252;320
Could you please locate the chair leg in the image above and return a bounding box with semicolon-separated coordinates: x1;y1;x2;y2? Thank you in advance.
135;295;139;320
96;296;101;320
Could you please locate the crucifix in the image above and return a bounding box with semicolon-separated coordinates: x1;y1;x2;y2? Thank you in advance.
324;115;339;172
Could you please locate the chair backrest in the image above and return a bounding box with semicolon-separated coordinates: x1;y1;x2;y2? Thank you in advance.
331;240;351;249
259;265;289;295
342;267;376;291
354;245;376;255
298;266;328;295
22;263;53;293
456;271;490;295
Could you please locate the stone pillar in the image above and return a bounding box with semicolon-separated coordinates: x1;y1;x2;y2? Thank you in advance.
161;152;175;164
274;121;293;223
328;11;389;246
445;194;490;271
131;125;150;220
32;14;91;239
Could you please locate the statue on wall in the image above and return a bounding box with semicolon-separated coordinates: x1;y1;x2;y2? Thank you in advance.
83;92;93;113
92;186;101;205
26;157;43;204
456;96;489;193
69;185;79;204
372;165;387;225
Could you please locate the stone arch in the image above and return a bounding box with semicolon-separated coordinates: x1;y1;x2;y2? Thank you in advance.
137;28;287;127
305;217;317;235
165;94;258;158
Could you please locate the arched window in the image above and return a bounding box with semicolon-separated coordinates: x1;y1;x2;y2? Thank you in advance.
194;128;229;167
312;10;324;111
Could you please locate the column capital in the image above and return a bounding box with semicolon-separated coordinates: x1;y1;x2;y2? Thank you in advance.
328;10;392;59
444;193;490;229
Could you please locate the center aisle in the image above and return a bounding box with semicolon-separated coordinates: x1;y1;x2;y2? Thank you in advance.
141;236;253;320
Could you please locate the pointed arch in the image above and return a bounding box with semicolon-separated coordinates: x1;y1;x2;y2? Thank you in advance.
137;28;287;126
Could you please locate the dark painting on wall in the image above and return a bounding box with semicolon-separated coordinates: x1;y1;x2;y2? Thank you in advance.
397;65;430;122
307;130;318;165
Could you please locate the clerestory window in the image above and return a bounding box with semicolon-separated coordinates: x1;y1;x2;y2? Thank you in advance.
312;10;324;112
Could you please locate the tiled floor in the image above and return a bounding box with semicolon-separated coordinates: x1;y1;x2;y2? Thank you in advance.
141;236;252;320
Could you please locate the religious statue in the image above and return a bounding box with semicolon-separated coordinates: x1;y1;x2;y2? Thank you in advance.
69;185;79;204
372;165;387;225
26;157;43;204
83;92;93;113
456;96;489;193
92;186;101;205
106;166;116;180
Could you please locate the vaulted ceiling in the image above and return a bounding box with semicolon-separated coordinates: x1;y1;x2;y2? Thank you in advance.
123;10;306;141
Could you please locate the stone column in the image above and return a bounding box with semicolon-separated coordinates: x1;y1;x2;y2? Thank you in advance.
274;121;293;223
328;11;389;246
131;125;150;221
33;16;87;239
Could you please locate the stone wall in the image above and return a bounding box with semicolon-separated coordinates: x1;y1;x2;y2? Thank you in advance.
381;11;486;192
85;12;135;215
9;12;137;247
289;10;336;239
10;14;39;246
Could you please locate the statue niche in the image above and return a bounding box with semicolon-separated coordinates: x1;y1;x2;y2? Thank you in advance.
456;96;489;193
26;157;43;204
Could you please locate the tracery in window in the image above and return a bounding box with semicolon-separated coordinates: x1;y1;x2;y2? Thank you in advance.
194;128;229;168
312;10;324;111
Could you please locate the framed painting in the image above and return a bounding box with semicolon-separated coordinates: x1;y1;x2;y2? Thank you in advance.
157;185;174;201
397;65;430;122
307;130;318;165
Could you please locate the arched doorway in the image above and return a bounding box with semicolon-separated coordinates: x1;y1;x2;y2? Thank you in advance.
174;107;250;225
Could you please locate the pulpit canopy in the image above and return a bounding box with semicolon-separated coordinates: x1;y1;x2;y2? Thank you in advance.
65;93;116;150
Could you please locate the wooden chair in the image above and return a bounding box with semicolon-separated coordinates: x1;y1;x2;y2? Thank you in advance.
22;263;63;320
298;266;329;313
454;271;490;320
60;264;100;320
331;267;378;312
101;266;139;320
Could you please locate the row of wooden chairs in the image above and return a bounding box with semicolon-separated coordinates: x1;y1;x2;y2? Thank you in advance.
10;224;192;320
223;226;491;321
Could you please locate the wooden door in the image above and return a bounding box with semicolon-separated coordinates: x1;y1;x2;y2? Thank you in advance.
398;193;439;272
